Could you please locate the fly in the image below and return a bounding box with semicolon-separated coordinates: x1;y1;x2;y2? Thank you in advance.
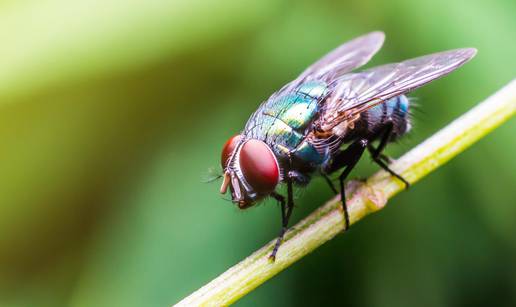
218;32;476;261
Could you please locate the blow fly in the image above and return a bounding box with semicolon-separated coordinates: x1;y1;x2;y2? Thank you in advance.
218;32;476;260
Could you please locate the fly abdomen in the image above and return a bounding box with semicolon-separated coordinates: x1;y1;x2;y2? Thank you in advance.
361;95;411;140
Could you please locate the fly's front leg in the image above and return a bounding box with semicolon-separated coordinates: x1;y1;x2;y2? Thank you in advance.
270;191;286;262
323;139;368;231
368;122;410;188
269;158;295;262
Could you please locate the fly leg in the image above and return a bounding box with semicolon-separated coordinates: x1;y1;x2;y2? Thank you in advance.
321;173;338;194
368;122;410;189
269;158;295;262
269;179;294;261
323;139;368;230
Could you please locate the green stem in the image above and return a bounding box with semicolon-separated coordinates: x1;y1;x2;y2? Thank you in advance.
176;80;516;307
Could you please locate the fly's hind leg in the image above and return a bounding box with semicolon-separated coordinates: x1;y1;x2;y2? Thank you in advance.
368;122;410;189
323;139;368;230
369;149;394;164
321;173;338;194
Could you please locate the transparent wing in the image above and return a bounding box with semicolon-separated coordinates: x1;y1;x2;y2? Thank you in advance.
319;48;477;131
297;31;385;83
279;31;385;93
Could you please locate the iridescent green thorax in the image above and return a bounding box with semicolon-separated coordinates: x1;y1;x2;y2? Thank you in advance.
243;81;329;167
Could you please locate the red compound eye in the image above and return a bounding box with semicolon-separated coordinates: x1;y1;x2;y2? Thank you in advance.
221;134;241;169
239;139;279;194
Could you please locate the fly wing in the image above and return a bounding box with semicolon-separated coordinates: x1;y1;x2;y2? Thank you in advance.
318;48;477;131
279;32;385;93
297;31;385;83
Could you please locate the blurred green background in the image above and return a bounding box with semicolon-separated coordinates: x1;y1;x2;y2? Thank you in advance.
0;0;515;306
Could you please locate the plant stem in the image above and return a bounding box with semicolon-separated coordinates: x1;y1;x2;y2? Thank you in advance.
176;80;516;307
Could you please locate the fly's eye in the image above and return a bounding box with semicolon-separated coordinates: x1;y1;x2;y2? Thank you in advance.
239;140;279;194
221;134;242;169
